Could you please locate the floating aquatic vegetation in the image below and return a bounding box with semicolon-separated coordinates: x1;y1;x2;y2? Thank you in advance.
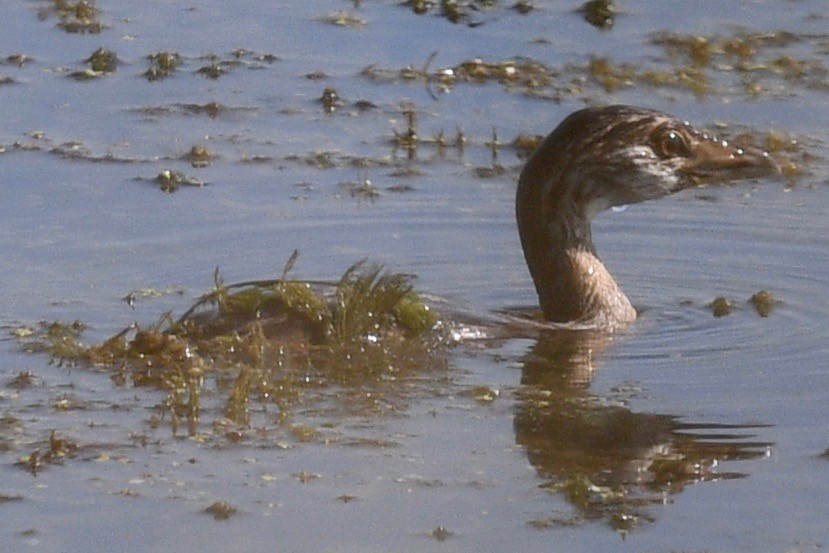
194;49;279;79
197;62;225;80
129;102;257;120
204;501;237;520
15;431;78;476
38;0;105;34
708;290;779;319
331;262;414;341
364;55;562;99
144;51;182;81
428;526;454;541
153;169;206;193
406;0;430;15
16;257;445;439
229;48;280;65
4;53;33;66
338;176;381;199
66;47;117;80
513;134;543;158
66;68;103;81
578;0;616;30
285;150;337;169
527;513;585;530
462;385;500;402
315;11;367;28
385;102;543;169
319;86;343;113
587;56;635;92
362;28;826;100
122;286;185;307
648;30;827;96
512;0;535;15
184;144;216;168
402;0;499;25
87;47;117;72
710;296;732;317
283;150;392;171
749;289;775;317
389;103;468;161
7;371;40;390
17;320;88;363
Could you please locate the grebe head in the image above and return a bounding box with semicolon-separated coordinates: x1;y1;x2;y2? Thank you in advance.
516;105;779;327
530;105;777;220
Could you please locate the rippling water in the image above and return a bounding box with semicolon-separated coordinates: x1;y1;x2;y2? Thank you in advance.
1;1;827;551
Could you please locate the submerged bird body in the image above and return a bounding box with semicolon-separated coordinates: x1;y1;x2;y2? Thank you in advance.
517;105;777;329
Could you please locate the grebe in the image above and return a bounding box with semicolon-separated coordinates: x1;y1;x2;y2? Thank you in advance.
517;105;778;329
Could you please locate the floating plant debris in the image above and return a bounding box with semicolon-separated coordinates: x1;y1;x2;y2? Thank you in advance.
578;0;616;30
527;515;585;530
16;258;445;438
710;297;732;317
204;501;237;520
512;0;535;15
130;102;257;119
749;289;775;317
316;11;367;28
86;47;117;72
4;53;32;66
513;134;543;157
184;145;216;168
319;86;343;113
15;431;78;476
428;526;454;541
122;286;185;307
293;470;321;483
362;28;827;100
40;0;106;34
67;68;103;81
462;385;500;402
588;56;635;92
67;47;117;80
7;371;39;390
144;51;182;81
192;49;278;79
197;62;225;79
338;176;381;199
402;0;500;25
153;170;206;193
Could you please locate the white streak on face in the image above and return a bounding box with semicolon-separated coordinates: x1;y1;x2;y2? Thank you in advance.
620;145;680;191
584;143;684;219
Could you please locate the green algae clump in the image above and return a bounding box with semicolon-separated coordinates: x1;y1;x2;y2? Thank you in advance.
15;257;446;438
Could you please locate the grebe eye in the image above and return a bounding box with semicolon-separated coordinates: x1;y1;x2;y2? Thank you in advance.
653;129;690;158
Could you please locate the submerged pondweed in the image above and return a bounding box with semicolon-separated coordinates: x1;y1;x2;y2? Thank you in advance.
15;257;446;439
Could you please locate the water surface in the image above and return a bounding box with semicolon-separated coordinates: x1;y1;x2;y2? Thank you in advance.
1;1;828;551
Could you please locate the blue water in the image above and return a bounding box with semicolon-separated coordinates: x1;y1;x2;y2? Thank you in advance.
1;1;828;551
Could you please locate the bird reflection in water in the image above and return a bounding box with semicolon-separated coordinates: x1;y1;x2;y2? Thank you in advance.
513;331;772;532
